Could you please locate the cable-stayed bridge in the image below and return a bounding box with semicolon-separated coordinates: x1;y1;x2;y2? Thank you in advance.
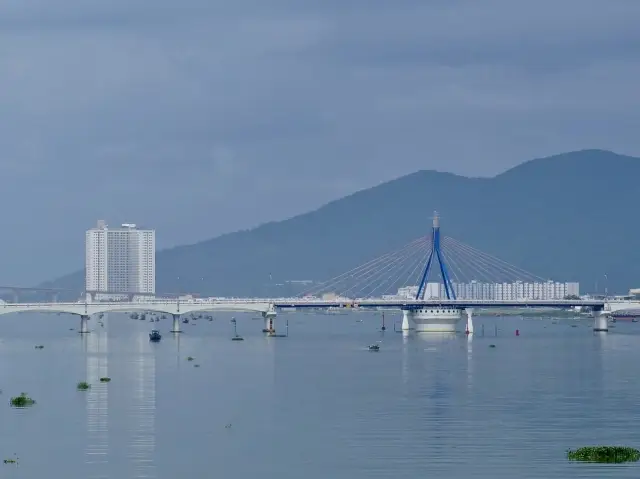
0;213;609;333
297;222;558;302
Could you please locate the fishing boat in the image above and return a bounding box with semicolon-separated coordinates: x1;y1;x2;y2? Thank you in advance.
368;344;380;351
149;330;162;342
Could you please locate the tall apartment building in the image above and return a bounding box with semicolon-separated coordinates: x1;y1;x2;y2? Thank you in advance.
85;220;155;296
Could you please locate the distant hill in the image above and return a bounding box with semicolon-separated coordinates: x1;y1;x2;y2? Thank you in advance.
41;149;640;298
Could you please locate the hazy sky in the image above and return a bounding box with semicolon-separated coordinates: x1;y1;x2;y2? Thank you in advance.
1;0;640;284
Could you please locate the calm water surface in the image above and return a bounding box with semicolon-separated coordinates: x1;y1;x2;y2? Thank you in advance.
0;311;639;478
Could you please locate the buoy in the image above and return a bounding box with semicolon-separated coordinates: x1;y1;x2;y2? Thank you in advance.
515;329;520;336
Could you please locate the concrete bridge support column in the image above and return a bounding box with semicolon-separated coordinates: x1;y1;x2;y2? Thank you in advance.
593;310;609;332
465;308;474;335
171;314;182;333
262;311;276;335
80;315;90;334
401;309;411;331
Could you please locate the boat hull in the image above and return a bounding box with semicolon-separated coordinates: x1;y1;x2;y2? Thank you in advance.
410;308;462;333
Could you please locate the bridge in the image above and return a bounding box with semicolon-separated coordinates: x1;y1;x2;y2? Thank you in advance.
0;299;275;334
0;297;607;334
0;212;613;334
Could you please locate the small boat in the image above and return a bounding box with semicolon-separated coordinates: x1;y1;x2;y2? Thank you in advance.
368;344;380;351
182;318;189;324
149;330;162;342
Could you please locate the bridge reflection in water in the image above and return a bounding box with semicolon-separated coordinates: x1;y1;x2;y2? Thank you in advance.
84;314;109;477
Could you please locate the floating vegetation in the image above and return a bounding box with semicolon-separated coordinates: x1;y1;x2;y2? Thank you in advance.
194;364;200;368
10;393;35;408
99;377;111;383
489;344;496;348
34;345;44;349
567;446;640;463
3;454;18;465
187;356;194;361
76;381;91;391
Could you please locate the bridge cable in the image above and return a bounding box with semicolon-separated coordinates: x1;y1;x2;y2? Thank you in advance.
443;237;546;283
299;237;428;297
342;239;429;298
365;241;433;298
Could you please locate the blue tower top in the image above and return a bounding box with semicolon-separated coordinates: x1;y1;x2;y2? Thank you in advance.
415;211;456;300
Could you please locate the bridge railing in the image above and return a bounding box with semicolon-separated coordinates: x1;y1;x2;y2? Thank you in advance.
0;297;605;307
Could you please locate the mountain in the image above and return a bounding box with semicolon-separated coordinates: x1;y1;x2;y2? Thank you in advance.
40;149;640;298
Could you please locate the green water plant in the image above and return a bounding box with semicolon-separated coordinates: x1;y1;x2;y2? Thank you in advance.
77;381;91;391
567;446;640;463
10;393;35;408
99;377;111;383
3;454;18;465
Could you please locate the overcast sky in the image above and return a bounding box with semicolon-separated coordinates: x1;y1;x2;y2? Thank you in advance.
1;0;640;284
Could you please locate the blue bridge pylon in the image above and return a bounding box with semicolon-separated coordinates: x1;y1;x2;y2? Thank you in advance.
415;212;456;300
299;213;548;300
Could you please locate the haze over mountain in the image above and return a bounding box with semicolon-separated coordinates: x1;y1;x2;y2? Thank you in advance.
42;149;640;298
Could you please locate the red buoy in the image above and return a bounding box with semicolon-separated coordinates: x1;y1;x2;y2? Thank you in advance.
515;329;520;336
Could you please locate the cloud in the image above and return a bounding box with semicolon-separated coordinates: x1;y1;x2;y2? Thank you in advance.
0;0;639;283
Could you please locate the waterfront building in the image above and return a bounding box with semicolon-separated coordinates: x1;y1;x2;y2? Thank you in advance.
86;221;155;297
397;280;579;301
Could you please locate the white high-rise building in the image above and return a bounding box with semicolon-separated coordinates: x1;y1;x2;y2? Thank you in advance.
85;221;155;296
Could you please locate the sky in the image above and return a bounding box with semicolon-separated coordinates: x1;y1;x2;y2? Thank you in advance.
1;0;640;284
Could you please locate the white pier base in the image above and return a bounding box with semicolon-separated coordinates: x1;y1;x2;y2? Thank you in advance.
401;310;411;331
171;314;182;333
263;311;276;335
593;311;609;332
79;315;89;334
411;308;461;333
465;308;474;335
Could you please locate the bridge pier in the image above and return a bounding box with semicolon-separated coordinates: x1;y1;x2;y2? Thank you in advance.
401;309;411;331
171;314;182;333
80;315;90;334
262;311;276;335
593;310;609;332
465;308;474;335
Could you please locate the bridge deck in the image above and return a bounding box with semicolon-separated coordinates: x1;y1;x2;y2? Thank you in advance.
0;298;606;317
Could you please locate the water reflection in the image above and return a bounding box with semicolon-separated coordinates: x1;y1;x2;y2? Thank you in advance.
401;330;409;387
414;332;457;344
466;333;473;391
85;314;109;477
128;332;156;478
